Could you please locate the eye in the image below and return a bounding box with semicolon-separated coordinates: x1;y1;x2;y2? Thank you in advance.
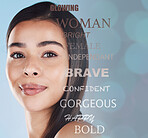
42;51;57;58
10;52;25;59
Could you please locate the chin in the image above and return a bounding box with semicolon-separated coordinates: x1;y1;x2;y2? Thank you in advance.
20;97;54;113
24;105;45;112
22;101;44;112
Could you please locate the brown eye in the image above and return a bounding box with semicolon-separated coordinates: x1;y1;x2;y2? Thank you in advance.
10;52;25;59
42;52;57;58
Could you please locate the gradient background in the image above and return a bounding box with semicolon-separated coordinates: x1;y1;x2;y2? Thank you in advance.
0;0;148;138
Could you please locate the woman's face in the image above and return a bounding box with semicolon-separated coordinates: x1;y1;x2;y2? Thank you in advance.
6;20;69;112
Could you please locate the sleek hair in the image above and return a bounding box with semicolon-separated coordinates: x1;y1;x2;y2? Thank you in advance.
6;1;88;138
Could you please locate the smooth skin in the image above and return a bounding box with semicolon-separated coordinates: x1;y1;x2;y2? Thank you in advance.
6;20;101;138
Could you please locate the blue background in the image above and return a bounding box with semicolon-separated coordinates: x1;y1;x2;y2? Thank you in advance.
0;0;148;137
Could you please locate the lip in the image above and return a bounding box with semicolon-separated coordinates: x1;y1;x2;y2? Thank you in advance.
19;83;47;96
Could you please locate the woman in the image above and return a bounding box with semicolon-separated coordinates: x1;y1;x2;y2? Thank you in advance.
6;1;99;138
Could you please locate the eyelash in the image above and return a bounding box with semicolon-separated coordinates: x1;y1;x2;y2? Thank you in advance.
10;52;25;59
10;51;57;59
42;51;58;58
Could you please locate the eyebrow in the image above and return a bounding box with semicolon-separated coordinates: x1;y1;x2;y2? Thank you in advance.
8;41;64;49
38;41;64;48
8;42;26;48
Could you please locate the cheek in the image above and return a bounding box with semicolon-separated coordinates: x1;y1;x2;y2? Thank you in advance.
45;56;68;82
6;61;23;103
49;59;67;78
45;60;68;96
6;61;22;86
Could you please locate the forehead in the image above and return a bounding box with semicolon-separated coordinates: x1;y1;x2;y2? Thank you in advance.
8;20;66;46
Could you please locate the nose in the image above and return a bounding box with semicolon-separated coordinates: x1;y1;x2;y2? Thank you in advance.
23;60;42;77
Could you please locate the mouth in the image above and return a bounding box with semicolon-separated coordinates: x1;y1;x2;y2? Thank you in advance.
19;83;47;96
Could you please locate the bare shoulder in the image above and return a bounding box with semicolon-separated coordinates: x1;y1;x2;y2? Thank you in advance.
55;121;102;138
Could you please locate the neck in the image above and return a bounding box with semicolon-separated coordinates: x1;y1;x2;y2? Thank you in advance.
25;109;52;138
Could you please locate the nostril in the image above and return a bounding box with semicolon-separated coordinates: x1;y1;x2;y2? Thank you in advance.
24;72;28;76
33;72;38;76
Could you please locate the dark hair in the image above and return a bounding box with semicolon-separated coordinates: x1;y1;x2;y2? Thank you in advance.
6;1;88;138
